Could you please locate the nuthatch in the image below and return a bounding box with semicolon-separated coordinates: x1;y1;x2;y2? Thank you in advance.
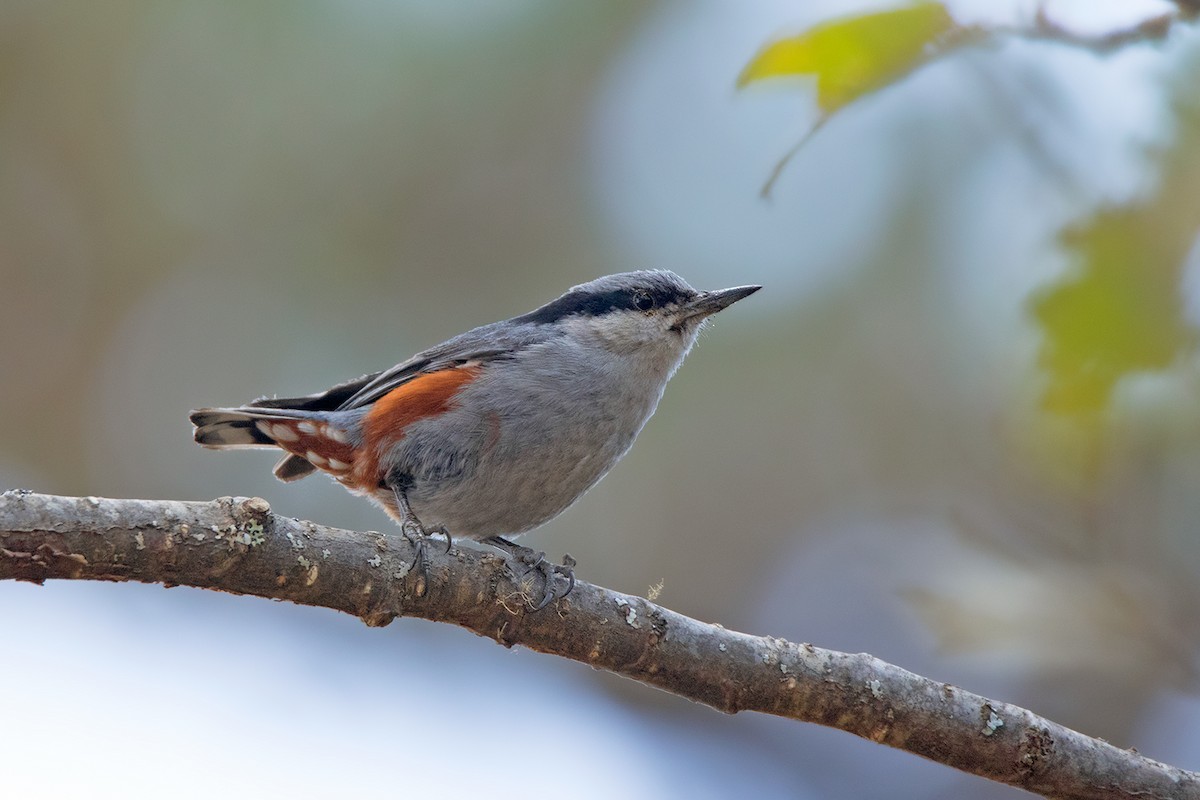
191;271;760;608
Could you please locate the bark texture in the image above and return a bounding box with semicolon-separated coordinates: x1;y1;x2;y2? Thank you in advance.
2;490;1196;800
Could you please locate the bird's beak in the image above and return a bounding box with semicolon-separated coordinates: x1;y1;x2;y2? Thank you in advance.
677;284;762;324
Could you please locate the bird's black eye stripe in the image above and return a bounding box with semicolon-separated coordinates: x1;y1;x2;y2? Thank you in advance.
518;282;692;324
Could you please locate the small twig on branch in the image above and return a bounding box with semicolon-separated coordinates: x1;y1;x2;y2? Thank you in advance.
1171;0;1200;18
1;490;1197;799
995;6;1195;54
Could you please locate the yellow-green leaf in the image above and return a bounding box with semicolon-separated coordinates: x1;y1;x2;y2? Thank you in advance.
1031;207;1196;416
738;2;962;113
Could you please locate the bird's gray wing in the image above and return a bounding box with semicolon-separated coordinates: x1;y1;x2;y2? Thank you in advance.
337;321;548;410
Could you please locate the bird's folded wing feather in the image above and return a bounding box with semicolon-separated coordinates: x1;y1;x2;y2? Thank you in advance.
338;322;549;410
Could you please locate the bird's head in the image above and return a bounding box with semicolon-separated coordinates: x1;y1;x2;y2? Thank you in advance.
518;271;761;362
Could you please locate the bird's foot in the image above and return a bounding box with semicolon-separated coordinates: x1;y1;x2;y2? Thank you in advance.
399;520;451;597
399;520;433;596
391;484;452;597
484;536;576;611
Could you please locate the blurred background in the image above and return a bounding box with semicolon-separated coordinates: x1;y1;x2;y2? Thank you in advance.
3;0;1199;797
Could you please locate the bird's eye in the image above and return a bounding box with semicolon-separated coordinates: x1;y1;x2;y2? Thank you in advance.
633;292;655;311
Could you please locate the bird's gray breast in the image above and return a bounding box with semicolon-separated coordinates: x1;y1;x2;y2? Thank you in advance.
396;337;671;538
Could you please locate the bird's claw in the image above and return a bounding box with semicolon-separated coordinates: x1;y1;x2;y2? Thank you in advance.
399;520;437;596
520;551;577;611
428;525;453;554
481;536;578;610
391;485;451;596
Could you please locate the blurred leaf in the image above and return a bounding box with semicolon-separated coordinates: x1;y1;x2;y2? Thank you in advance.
1030;65;1200;421
739;2;976;195
737;2;966;114
1031;207;1197;415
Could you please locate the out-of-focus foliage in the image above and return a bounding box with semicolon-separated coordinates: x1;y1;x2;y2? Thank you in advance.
738;2;965;115
1032;208;1197;417
1032;91;1200;419
737;2;1193;195
1014;58;1200;491
908;45;1200;713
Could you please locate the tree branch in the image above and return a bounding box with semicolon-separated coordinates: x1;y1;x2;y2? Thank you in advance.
997;5;1199;55
2;490;1196;799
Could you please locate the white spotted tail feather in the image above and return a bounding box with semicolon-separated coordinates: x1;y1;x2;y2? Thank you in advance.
190;407;357;482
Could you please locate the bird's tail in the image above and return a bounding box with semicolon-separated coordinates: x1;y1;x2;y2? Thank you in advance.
189;405;322;481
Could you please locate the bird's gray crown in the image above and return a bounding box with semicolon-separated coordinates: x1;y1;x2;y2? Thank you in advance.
517;271;697;325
